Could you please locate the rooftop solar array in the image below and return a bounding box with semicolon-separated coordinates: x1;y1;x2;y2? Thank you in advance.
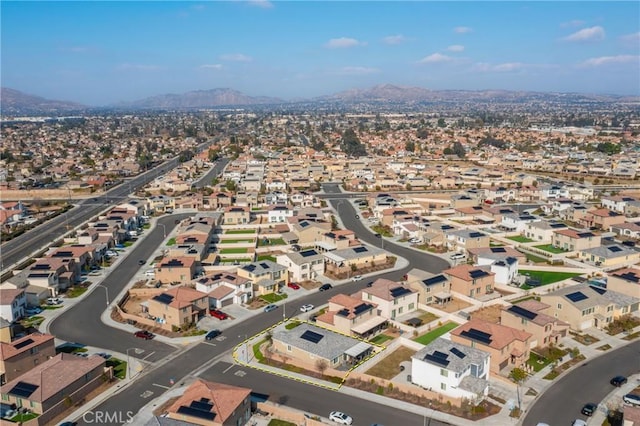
607;246;623;252
469;232;485;238
460;328;492;345
165;259;184;267
300;250;318;258
10;381;38;398
424;353;450;367
300;330;324;344
337;309;350;317
450;347;466;359
442;225;454;230
550;223;566;228
299;221;310;228
618;272;640;283
565;291;588;302
153;294;175;305
390;287;412;298
13;338;35;350
259;262;270;269
243;265;256;272
491;247;506;253
32;264;51;270
176;404;215;421
577;232;595;238
354;303;372;315
52;251;73;257
508;305;538;320
353;246;368;253
28;273;51;278
469;270;489;279
423;275;447;286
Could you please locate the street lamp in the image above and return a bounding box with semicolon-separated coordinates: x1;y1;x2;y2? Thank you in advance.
158;223;166;239
126;348;140;379
96;284;109;306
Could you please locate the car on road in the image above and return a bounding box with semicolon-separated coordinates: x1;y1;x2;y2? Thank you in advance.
138;259;146;265
351;275;362;281
319;283;333;291
581;402;597;416
365;281;374;287
134;330;155;340
205;329;222;340
264;304;278;313
300;304;314;313
287;282;301;290
623;393;640;407
611;375;628;386
329;411;353;425
46;297;63;305
572;420;587;426
209;309;229;320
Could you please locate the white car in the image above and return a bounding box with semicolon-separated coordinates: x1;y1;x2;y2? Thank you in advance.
329;411;353;425
450;253;466;260
300;304;314;313
623;393;640;407
351;275;362;281
572;420;587;426
46;297;63;305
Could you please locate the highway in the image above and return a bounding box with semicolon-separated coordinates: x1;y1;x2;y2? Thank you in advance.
522;339;640;426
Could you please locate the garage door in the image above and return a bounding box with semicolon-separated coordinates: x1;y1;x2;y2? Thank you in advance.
499;359;509;370
221;298;234;307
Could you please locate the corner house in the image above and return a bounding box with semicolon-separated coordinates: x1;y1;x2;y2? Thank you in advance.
272;323;374;369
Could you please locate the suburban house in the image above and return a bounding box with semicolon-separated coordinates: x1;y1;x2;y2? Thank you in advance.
145;286;209;330
154;257;198;284
601;195;637;213
0;333;56;386
468;246;527;265
0;354;106;425
443;264;496;300
500;301;569;348
450;319;532;374
445;230;491;253
539;284;639;331
405;269;451;305
267;205;294;223
578;244;640;268
323;245;387;278
168;235;209;262
147;195;176;213
271;323;374;369
290;220;331;245
607;267;640;298
579;208;626;230
236;260;289;295
194;272;253;308
315;294;384;338
163;379;252;426
223;206;251;225
319;230;358;251
609;222;640;240
551;229;601;252
523;220;568;242
0;289;27;323
411;337;490;400
500;213;538;233
354;278;418;320
489;257;518;285
276;249;324;282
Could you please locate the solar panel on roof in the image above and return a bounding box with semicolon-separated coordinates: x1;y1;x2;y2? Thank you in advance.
469;232;485;238
300;330;324;344
353;246;368;253
450;347;466;359
460;328;492;345
565;291;588;302
508;305;538;320
176;405;216;421
32;264;50;270
28;273;51;278
608;246;623;252
300;250;318;258
390;287;412;297
619;272;640;283
337;309;350;317
491;247;506;253
259;263;270;269
550;223;566;228
469;270;489;279
299;221;310;228
354;303;372;315
153;294;174;305
590;286;606;295
424;353;450;367
243;265;256;272
13;338;34;350
166;260;184;266
423;275;447;286
433;350;449;360
10;381;39;398
190;399;214;412
577;232;595;238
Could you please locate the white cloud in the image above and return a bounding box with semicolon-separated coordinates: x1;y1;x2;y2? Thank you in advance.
562;26;605;42
382;34;407;45
472;62;526;72
247;0;273;8
418;53;453;64
220;53;253;62
581;55;639;67
324;37;366;49
560;19;586;28
335;66;380;75
454;26;473;34
199;64;223;70
116;63;161;71
620;32;640;44
447;45;465;52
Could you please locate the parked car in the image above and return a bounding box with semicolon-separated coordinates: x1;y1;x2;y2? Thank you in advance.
46;297;63;305
611;375;628;386
572;420;587;426
300;304;314;313
581;402;597;416
264;304;278;313
24;306;43;316
134;330;155;340
351;275;362;282
209;309;229;320
450;253;466;260
205;329;222;341
145;270;155;277
95;352;112;359
623;394;640;407
329;411;353;425
287;282;301;290
319;283;333;291
105;250;118;257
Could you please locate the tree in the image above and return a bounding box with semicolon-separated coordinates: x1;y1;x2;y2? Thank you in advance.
340;128;367;157
405;141;415;152
315;359;329;377
509;368;527;384
224;179;237;192
437;118;446;128
452;141;466;158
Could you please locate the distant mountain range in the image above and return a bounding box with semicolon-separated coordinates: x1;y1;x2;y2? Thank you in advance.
2;84;638;115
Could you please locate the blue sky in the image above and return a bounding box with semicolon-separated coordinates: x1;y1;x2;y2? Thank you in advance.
2;1;639;105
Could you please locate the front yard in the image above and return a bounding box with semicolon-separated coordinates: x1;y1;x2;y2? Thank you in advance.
365;346;415;380
260;293;288;303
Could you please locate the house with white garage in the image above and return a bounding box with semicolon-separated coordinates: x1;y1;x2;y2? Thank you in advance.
500;213;538;233
276;249;324;282
267;205;294;223
490;257;519;285
194;272;253;307
411;337;490;400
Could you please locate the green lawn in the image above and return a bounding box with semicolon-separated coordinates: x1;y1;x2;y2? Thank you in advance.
219;248;249;254
220;239;255;244
257;255;276;262
253;339;266;362
258;238;286;246
106;358;127;379
226;229;256;235
260;293;288;303
220;258;253;264
66;286;88;298
413;322;459;345
369;334;394;345
519;270;582;286
371;224;393;237
22;315;44;327
268;420;297;426
166;237;176;246
10;413;38;422
507;235;534;243
534;244;566;254
524;252;549;263
285;321;302;330
124;241;134;247
527;352;553;372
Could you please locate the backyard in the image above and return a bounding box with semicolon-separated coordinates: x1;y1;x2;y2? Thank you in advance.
225;229;256;235
258;238;286;246
518;270;582;288
220;239;255;244
533;244;566;254
507;235;534;243
365;346;416;380
413;322;459;345
219;248;250;254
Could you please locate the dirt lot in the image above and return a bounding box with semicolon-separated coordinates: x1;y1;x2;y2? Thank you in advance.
432;297;472;313
122;295;145;315
470;305;503;323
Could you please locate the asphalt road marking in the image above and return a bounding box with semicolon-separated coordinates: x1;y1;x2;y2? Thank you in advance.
140;390;154;398
142;351;156;361
202;341;217;347
223;364;235;374
234;370;246;377
153;383;170;390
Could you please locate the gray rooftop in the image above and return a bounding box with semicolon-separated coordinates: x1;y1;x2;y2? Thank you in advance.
544;283;638;309
241;259;287;275
323;245;385;262
580;244;638;259
273;323;363;361
413;337;489;374
459;375;490;395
